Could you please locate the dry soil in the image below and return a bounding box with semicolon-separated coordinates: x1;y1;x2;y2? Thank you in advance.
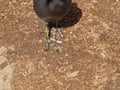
0;0;120;90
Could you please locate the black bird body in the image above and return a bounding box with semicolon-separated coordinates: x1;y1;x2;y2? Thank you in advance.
34;0;72;51
34;0;71;24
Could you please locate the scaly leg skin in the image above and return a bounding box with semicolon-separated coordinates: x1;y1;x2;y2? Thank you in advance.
45;26;59;52
50;21;64;43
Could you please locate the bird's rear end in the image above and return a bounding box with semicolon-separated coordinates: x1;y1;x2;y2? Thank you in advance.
34;0;72;23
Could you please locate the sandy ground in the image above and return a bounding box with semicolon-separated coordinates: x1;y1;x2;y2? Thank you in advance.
0;0;120;90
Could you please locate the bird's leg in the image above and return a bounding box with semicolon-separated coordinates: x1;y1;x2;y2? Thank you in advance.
56;21;64;38
45;21;64;52
45;26;50;51
50;21;64;43
45;26;59;52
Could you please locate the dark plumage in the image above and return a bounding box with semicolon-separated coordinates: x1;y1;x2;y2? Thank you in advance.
33;0;72;51
34;0;71;24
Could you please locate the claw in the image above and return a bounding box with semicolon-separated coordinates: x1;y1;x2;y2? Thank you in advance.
50;38;63;44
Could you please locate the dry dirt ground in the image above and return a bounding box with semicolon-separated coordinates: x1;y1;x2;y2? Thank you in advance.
0;0;120;90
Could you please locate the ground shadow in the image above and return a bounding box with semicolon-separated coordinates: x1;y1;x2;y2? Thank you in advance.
48;3;82;28
58;3;82;28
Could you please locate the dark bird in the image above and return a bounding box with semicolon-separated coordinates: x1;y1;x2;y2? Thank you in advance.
33;0;72;52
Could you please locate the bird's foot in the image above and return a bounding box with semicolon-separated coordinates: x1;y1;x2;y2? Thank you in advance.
45;27;64;52
45;38;59;52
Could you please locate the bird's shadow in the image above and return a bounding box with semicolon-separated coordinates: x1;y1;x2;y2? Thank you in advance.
50;3;83;28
